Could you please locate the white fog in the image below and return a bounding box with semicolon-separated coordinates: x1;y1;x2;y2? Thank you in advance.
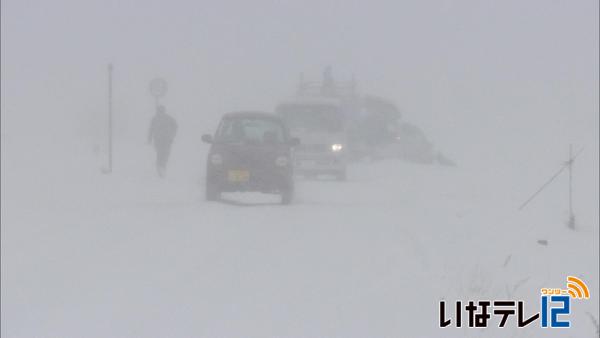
1;1;598;337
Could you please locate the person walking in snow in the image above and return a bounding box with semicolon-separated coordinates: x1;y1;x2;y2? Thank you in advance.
148;105;178;178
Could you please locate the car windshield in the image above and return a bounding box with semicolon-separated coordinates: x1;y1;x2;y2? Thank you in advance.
215;117;285;145
278;104;343;132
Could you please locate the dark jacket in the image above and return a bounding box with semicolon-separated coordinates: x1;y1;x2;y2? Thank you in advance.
148;113;178;147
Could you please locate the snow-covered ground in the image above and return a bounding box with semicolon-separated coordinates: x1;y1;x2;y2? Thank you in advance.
2;0;598;336
2;136;598;337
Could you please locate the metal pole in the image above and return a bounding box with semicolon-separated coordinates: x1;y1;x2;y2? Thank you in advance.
518;163;569;210
568;144;575;229
108;63;113;173
569;144;572;215
518;146;584;211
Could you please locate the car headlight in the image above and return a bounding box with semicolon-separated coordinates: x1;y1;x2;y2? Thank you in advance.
331;144;343;152
275;156;289;167
210;153;222;165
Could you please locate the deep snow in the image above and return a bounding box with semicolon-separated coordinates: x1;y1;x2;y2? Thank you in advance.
1;137;598;337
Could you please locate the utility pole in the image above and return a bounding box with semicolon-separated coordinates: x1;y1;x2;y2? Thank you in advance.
568;144;575;229
518;145;583;230
107;63;113;173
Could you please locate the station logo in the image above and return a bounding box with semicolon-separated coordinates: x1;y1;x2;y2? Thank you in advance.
440;276;590;329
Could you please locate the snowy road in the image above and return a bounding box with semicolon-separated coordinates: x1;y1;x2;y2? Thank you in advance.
2;155;598;337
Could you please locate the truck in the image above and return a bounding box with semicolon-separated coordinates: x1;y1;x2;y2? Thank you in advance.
276;69;452;178
276;96;349;180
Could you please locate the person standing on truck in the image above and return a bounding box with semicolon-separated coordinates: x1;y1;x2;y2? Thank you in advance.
321;66;336;97
147;105;178;178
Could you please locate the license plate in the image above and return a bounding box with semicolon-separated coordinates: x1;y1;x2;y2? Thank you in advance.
227;170;250;182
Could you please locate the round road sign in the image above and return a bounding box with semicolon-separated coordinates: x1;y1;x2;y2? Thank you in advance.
149;78;167;98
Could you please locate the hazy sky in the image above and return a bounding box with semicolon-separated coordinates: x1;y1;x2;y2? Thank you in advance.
2;0;598;164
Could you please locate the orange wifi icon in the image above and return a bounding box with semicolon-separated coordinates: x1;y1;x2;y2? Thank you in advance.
566;276;590;299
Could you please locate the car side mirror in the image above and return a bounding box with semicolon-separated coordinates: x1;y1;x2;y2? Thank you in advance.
201;134;213;144
288;137;300;147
